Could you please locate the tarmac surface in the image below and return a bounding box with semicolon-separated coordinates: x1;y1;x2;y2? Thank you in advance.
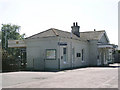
2;63;119;88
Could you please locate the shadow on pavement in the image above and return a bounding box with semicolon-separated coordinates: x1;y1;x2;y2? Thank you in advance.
2;63;120;73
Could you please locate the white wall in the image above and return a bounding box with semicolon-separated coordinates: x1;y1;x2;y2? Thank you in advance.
89;40;98;66
26;34;109;71
26;37;59;71
99;34;109;44
59;37;90;70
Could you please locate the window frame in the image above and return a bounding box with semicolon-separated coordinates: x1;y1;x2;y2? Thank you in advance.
46;49;56;60
63;47;67;63
76;53;81;57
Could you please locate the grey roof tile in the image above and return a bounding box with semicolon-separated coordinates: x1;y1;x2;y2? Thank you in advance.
26;28;105;41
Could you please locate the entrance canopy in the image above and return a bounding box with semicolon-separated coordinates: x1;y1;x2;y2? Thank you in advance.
97;43;113;49
8;40;26;48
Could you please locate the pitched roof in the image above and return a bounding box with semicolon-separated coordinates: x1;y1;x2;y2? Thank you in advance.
80;30;105;40
26;28;105;41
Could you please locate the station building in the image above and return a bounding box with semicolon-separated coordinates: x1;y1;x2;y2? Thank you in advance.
8;22;114;71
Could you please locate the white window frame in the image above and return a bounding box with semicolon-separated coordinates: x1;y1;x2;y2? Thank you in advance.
46;49;56;60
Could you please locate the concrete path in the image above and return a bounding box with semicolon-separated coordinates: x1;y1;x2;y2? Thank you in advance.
2;63;119;88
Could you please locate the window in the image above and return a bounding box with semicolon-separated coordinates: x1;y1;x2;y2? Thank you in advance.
76;53;81;57
63;48;67;62
82;49;84;61
63;48;66;54
46;49;56;60
97;55;99;59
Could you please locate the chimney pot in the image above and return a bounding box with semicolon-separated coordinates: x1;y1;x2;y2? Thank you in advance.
76;22;78;26
73;22;75;26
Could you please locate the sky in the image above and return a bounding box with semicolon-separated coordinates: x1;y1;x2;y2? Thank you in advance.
0;0;119;45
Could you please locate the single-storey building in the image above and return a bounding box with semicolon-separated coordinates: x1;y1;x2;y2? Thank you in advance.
8;22;114;71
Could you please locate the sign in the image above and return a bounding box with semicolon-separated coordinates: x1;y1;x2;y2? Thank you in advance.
58;42;67;46
8;40;26;48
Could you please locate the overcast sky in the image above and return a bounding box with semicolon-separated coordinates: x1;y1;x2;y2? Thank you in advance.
0;0;119;45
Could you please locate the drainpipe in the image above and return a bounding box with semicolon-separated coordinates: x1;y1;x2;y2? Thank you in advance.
70;41;73;69
44;58;45;71
58;37;61;71
70;31;73;69
33;58;34;70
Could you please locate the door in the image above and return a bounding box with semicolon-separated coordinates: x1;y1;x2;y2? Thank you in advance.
104;52;107;65
63;47;67;63
99;52;102;65
97;52;102;66
60;46;67;64
104;53;105;64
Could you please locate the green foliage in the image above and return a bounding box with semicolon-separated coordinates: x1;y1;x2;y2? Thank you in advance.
1;24;26;71
1;24;25;60
1;24;25;50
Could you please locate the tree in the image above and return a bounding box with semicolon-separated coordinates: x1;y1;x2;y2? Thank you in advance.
1;24;26;71
1;24;25;50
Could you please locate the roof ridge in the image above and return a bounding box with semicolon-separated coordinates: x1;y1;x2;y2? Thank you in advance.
51;28;59;36
81;30;105;33
25;28;53;39
53;28;71;34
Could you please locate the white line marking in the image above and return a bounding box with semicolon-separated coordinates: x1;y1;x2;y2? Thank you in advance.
97;75;118;88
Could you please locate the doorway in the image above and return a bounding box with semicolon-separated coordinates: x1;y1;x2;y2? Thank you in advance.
60;46;67;64
97;52;102;66
63;48;67;63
